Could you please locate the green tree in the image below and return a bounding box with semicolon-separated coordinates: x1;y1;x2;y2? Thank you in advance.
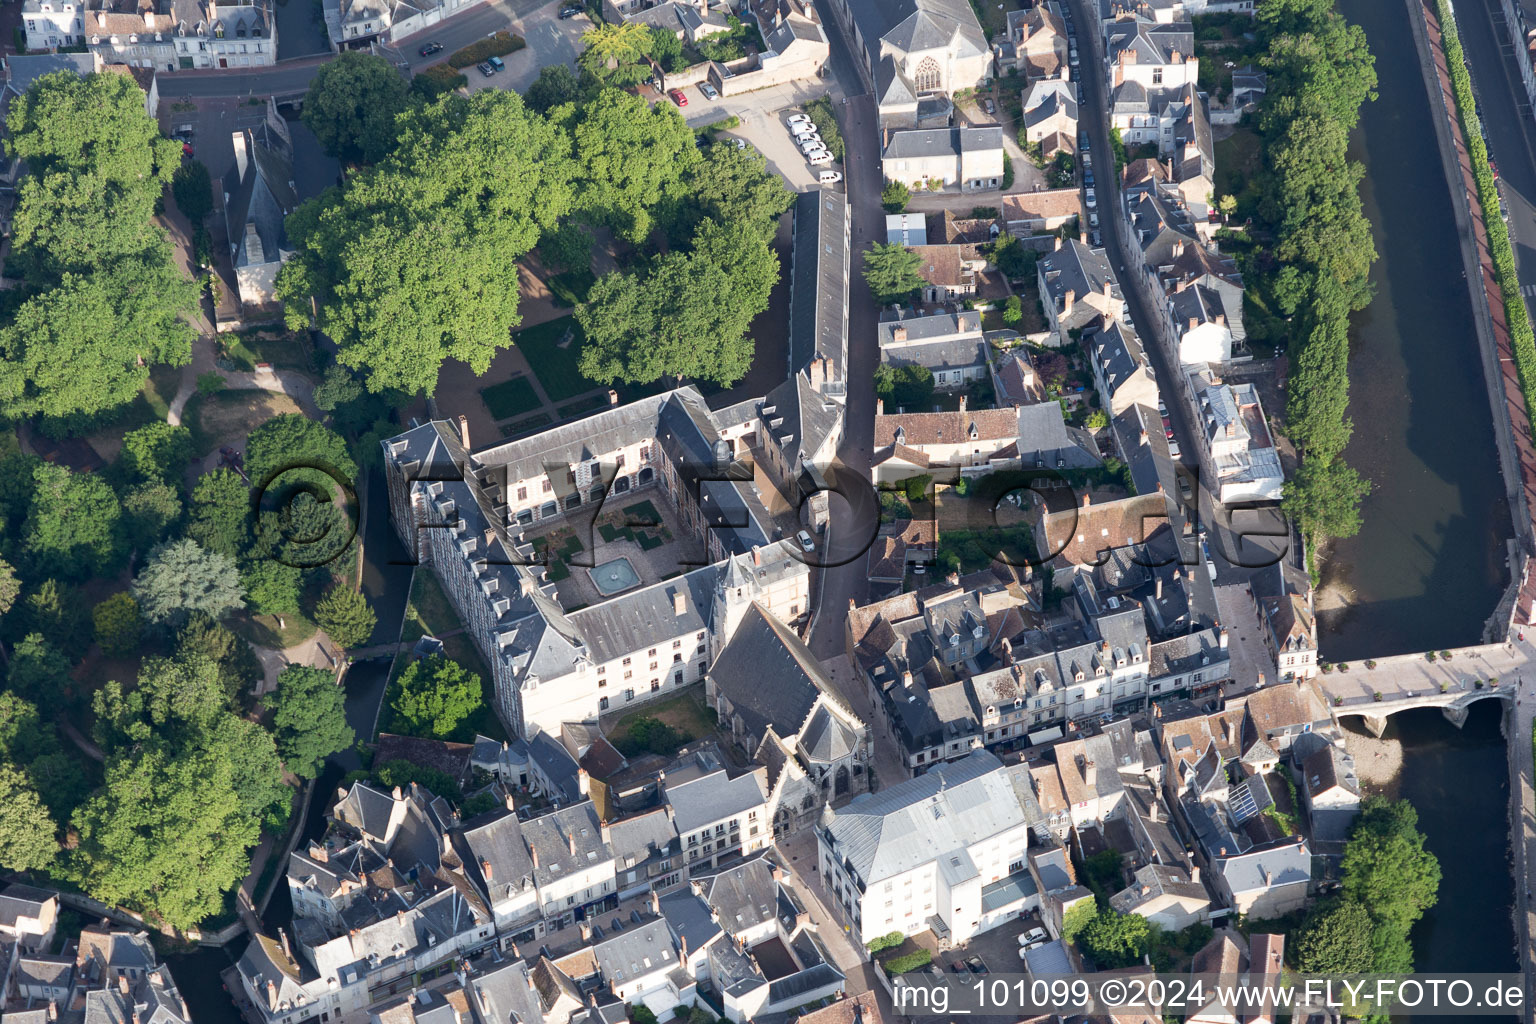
1002;295;1023;326
0;692;55;764
1292;899;1377;973
0;559;18;622
392;654;483;739
241;560;304;616
131;539;244;625
312;363;365;415
0;764;58;872
678;142;794;241
578;218;776;387
120;479;185;554
280;91;574;395
245;413;357;491
0;268;195;420
1282;456;1371;548
13;578;89;658
176;613;261;700
70;743;258;930
210;713;292;828
541;221;595;273
26;751;90;822
1341;797;1441;935
872;363;934;410
93;593;144;657
6;69;180;187
21;462;122;581
265;664;355;778
881;180;910;213
7;633;71;705
1060;900;1097;945
567;88;701;244
1077;908;1150;968
862;242;926;304
314;585;376;648
631;1007;659;1024
187;469;251;559
576;22;655;90
172;159;214;223
525;63;584;115
302;51;411;165
991;233;1038;280
121;422;194;483
646;26;684;72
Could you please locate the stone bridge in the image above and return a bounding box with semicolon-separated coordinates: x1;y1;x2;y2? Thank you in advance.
1314;641;1528;736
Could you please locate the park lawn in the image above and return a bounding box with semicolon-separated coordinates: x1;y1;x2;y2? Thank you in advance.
1215;126;1263;204
603;684;716;751
514;317;595;403
218;329;318;373
480;376;541;422
186;388;304;456
401;569;461;645
232;609;320;650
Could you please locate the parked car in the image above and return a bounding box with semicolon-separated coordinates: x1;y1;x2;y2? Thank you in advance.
1169;438;1182;459
1090;229;1101;245
982;97;996;114
818;170;844;184
965;957;988;975
949;962;966;973
1178;473;1194;501
418;41;443;56
1162;416;1174;439
1085;168;1094;186
477;61;497;76
807;151;833;166
669;88;687;105
1089;211;1099;227
1157;398;1168;417
558;4;583;15
1080;131;1091;151
787;112;813;125
796;530;815;553
1086;187;1097;208
699;81;719;100
486;55;504;71
790;121;818;136
799;138;826;155
1017;928;1048;946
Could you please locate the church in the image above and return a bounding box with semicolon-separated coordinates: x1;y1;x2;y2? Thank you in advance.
827;0;993;127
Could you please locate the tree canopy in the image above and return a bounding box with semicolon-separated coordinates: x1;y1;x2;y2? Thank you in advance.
1292;898;1377;973
301;51;412;165
0;763;58;872
131;539;244;625
566;89;700;244
314;585;376;648
279;90;575;395
391;654;482;740
266;664;354;778
187;469;252;559
862;243;927;305
21;462;122;580
578;217;775;387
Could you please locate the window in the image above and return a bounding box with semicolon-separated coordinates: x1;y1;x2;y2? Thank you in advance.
913;55;941;91
673;653;682;663
649;661;658;670
624;670;633;680
648;648;657;656
625;688;635;701
623;657;631;666
696;631;706;641
599;696;609;710
651;681;660;692
597;665;606;675
542;479;551;492
1152;67;1163;84
673;639;682;649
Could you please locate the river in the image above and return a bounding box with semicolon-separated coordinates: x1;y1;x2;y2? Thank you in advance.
1344;703;1517;1022
1318;0;1512;661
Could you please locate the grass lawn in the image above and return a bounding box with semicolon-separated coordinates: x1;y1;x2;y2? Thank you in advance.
1215;127;1263;203
186;388;304;456
218;329;318;374
602;684;716;751
501;412;554;438
479;376;541;422
232;610;320;650
514;317;595;403
400;569;461;645
973;0;1026;39
144;364;182;419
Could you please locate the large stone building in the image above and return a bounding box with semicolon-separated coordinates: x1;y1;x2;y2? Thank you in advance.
23;0;277;70
828;0;991;127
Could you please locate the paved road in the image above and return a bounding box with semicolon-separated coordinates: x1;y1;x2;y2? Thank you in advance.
159;54;331;99
807;0;884;662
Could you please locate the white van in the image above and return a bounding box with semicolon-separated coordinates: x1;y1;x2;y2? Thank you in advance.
818;170;844;184
807;151;833;166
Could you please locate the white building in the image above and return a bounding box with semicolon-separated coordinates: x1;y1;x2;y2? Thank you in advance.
817;750;1040;946
23;0;278;71
1189;373;1283;503
881;126;1005;193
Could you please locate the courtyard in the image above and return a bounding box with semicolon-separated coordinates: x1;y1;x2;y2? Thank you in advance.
521;493;710;610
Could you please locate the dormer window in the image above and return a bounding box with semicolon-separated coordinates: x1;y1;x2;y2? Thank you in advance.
949;634;959;646
972;625;985;639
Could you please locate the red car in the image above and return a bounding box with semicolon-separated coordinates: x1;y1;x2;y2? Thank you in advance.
668;88;688;106
1162;416;1174;439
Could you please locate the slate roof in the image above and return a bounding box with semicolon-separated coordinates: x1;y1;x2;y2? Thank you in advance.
666;768;766;834
790;189;850;389
1109;863;1209;915
224;117;295;276
0;884;54;932
522;802;611;887
457;809;536;903
1016;402;1101;468
592;918;677;983
709;603;834;741
821;750;1027;885
1218;840;1310;896
658;887;723;954
882;126;1001;161
701;858;780;935
1024;82;1078;130
846;0;987;77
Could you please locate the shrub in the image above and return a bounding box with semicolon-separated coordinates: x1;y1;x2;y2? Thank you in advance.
1440;650;1452;659
1440;682;1450;693
1003;295;1023;325
447;32;526;68
196;372;226;396
881;180;910;214
1373;692;1383;702
1002;150;1014;189
903;474;933;502
1474;679;1484;689
1333;696;1343;706
1426;651;1437;662
93;593;143;657
804;96;845;160
1365;659;1376;669
867;931;905;953
882;950;932;974
1338;662;1349;672
413;62;468;98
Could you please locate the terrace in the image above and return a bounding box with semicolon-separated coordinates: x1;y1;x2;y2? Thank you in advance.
520;496;709;611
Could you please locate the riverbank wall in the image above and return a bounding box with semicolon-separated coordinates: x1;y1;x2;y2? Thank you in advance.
1412;0;1536;1015
1411;0;1534;635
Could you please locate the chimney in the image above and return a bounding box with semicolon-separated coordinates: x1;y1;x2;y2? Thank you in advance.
1140;885;1151;896
1120;48;1134;66
1102;280;1112;300
1000;637;1013;665
531;845;539;870
1219;629;1229;650
1188;317;1198;331
1155;576;1163;601
892;325;909;343
601;819;612;844
958;395;967;413
848;598;856;610
457;414;471;451
265;979;278;1011
1082;493;1091;508
1215;313;1225;326
1147;801;1158;822
680;934;689;960
578;768;590;797
1084;760;1096;789
1171;49;1181;63
674;589;687;616
46;1002;57;1023
608;389;619;406
651;889;662;916
580;920;592;941
392;786;403;800
1063;289;1075;314
1261;866;1271;886
233;131;251;181
1173;240;1184;258
309;842;328;864
568;830;578;855
753;547;762;566
1054;235;1063;251
808;357;829;391
1257;672;1266;688
902;670;914;688
505;792;516;811
482;858;494;881
876;398;885;415
118;976;129;996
